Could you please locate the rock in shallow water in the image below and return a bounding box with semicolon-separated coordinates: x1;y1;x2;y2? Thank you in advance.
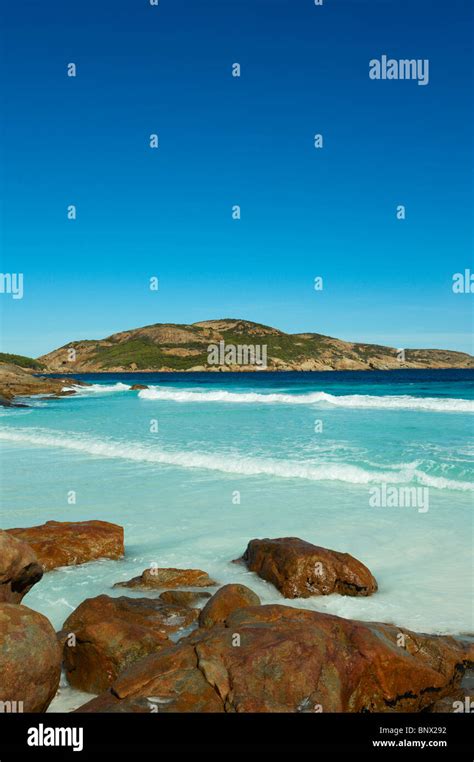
0;530;43;603
76;642;224;713
6;520;124;572
159;590;212;606
75;604;474;713
240;537;377;598
114;567;216;590
0;603;61;712
199;584;260;629
60;594;199;694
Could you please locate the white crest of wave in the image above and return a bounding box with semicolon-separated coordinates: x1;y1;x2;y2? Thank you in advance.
63;383;131;395
137;387;474;413
0;427;472;491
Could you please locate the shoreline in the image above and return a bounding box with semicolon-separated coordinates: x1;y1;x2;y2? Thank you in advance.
3;365;472;408
1;523;473;714
38;364;474;375
37;366;474;379
0;363;89;406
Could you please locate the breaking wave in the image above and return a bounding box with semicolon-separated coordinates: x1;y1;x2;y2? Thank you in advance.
63;383;131;395
137;387;474;413
0;427;472;491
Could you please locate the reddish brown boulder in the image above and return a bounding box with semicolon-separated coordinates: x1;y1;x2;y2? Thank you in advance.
76;643;224;713
199;584;260;629
6;520;124;572
62;594;199;636
75;605;474;713
63;620;169;694
130;384;148;390
0;530;43;603
159;590;211;606
114;567;216;591
240;537;377;598
428;668;473;712
0;603;61;712
61;594;198;693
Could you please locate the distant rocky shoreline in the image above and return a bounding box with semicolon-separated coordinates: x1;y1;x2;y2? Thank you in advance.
0;521;472;714
3;351;472;408
0;362;87;406
33;318;474;373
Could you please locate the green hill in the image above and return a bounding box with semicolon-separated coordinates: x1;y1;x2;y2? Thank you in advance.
0;353;45;371
36;319;474;372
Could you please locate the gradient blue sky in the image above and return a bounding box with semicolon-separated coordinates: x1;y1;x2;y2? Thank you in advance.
1;0;472;357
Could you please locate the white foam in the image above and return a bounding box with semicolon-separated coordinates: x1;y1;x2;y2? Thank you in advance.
0;427;472;491
63;382;131;395
138;387;474;413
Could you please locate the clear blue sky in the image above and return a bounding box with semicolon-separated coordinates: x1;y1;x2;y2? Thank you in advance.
1;0;472;357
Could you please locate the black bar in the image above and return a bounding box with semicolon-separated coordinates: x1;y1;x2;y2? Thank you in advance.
0;712;472;757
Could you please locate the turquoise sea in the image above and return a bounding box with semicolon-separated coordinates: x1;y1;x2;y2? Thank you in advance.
1;369;473;653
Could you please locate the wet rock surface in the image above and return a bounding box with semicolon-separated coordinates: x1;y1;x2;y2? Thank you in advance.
240;537;378;598
60;594;198;693
75;604;473;713
6;520;124;572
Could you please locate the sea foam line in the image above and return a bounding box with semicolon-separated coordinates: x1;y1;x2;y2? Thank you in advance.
137;387;474;413
63;383;131;394
0;428;472;491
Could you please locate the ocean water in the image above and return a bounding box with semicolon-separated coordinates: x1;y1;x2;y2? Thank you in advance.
0;369;473;651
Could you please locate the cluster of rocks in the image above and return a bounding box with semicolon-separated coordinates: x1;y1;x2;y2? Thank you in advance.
0;522;472;714
0;362;88;406
0;532;61;711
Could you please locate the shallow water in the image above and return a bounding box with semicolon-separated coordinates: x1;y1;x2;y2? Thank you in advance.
1;370;472;642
